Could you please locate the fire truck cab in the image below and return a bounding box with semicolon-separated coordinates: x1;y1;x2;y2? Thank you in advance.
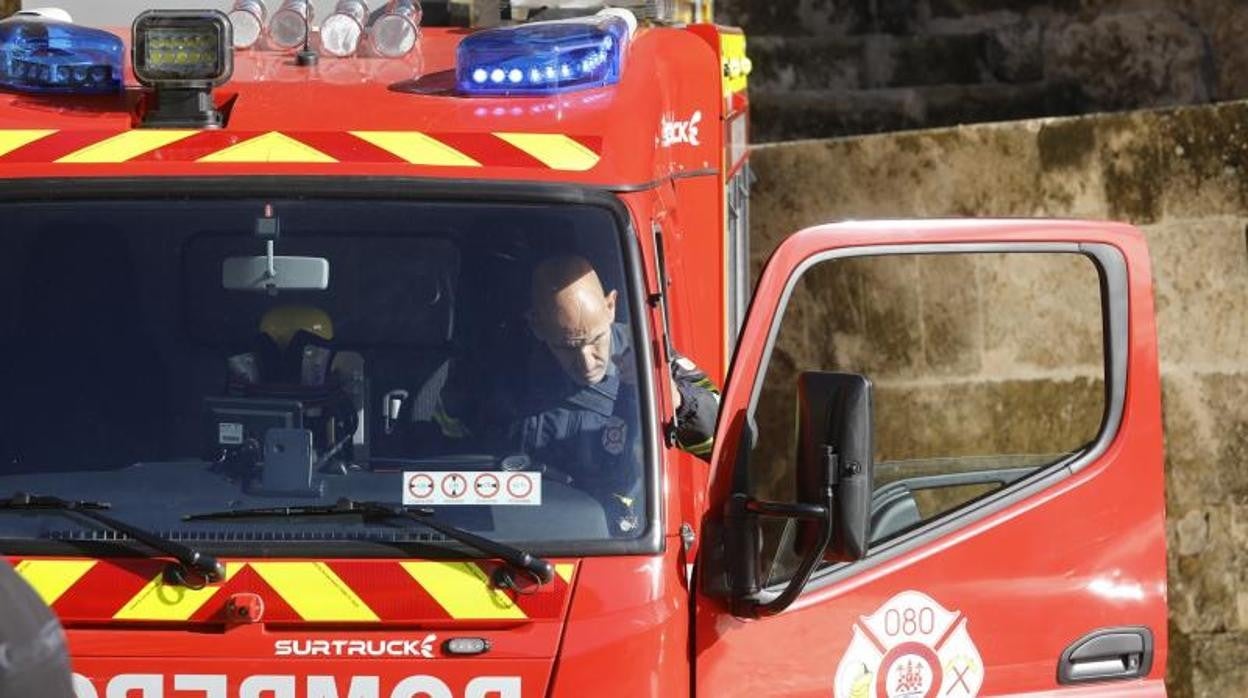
0;3;1167;697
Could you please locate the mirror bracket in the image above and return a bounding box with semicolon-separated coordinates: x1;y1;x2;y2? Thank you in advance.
256;206;281;292
717;371;873;620
728;481;835;619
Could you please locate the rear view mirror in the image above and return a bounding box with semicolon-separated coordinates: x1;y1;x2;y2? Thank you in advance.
797;371;873;561
223;255;329;292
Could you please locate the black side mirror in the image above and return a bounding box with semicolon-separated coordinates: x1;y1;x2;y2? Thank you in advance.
797;371;873;562
724;371;874;618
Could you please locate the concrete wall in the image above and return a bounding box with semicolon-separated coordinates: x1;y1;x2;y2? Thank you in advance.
747;99;1248;696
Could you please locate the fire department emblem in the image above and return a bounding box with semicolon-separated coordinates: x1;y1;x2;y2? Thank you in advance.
833;591;983;698
601;416;627;455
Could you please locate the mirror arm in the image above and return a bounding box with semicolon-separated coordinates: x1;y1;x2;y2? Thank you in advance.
742;498;827;520
255;204;281;292
731;480;836;619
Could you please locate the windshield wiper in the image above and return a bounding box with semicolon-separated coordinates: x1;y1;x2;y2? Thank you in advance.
184;498;555;585
2;492;225;588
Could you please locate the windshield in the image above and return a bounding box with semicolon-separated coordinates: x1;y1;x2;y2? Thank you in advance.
0;198;651;554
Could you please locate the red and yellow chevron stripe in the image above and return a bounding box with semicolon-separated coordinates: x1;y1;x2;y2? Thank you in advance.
10;557;577;624
0;129;603;172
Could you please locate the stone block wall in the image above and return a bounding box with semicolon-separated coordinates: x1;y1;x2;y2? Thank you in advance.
720;0;1248;142
745;99;1248;696
749;252;1107;505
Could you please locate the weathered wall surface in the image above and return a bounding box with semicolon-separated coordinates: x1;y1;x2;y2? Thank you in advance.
747;100;1248;696
750;252;1107;501
719;0;1248;142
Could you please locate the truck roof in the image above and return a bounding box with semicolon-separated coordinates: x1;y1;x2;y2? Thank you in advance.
0;24;725;189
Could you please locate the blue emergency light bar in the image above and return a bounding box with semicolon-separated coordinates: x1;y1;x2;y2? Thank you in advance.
0;15;123;94
456;12;632;96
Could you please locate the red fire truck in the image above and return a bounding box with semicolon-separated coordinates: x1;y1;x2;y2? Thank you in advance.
0;3;1166;697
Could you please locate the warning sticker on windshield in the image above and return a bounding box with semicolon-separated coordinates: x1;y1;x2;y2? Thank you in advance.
402;471;541;506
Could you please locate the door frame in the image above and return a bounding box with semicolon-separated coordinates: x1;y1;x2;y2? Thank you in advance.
704;219;1150;603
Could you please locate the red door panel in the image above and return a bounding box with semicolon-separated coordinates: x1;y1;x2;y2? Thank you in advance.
695;220;1166;697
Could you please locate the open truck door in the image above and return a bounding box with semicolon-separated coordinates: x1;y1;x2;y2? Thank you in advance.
696;220;1167;697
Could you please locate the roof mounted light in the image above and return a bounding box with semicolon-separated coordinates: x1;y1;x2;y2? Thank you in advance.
320;0;368;58
227;0;267;50
0;13;124;95
132;10;232;128
370;0;422;58
456;9;635;96
268;0;312;51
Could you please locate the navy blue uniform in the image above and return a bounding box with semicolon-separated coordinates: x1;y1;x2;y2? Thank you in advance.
418;323;719;535
510;324;646;534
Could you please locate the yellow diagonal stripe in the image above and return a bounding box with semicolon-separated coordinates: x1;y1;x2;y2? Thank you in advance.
113;562;242;621
198;132;337;164
401;562;526;620
13;560;96;605
495;133;600;172
555;563;575;584
0;129;55;157
251;562;378;621
351;131;481;168
56;130;197;164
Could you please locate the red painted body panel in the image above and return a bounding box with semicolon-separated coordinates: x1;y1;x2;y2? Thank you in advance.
9;558;573;626
548;546;691;697
52;549;689;698
0;27;722;188
70;656;549;697
696;220;1168;696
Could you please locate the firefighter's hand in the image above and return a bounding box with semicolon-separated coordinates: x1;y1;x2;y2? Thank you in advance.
669;373;682;411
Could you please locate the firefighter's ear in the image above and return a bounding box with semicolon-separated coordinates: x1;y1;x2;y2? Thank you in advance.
605;289;618;319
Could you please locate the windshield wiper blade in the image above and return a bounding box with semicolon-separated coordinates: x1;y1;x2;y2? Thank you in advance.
3;492;225;588
0;493;110;510
185;498;555;585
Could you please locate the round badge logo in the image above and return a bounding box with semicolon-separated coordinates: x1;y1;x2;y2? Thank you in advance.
832;591;983;698
601;416;627;456
875;642;940;698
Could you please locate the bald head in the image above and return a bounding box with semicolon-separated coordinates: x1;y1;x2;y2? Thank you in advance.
529;255;618;386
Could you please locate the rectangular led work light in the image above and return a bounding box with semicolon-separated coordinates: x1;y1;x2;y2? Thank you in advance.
132;10;233;128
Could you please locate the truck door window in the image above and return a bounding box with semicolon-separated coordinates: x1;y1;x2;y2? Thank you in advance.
748;251;1107;585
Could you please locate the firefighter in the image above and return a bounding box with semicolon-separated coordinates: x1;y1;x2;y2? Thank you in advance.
523;254;719;460
417;255;718;535
516;255;719;533
0;559;74;698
